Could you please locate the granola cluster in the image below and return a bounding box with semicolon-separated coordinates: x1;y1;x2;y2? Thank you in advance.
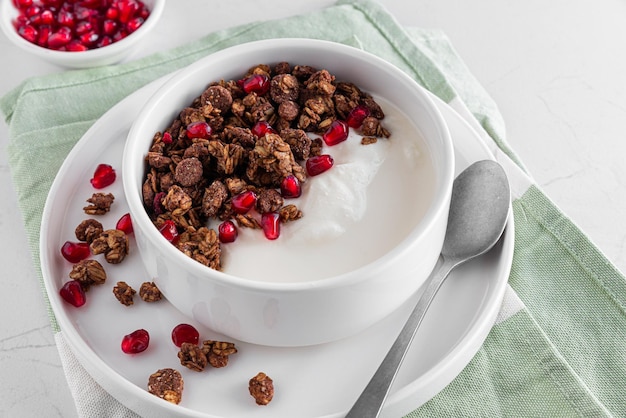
142;62;389;270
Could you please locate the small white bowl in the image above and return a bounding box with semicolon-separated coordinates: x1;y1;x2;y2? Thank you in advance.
123;38;455;346
0;0;164;68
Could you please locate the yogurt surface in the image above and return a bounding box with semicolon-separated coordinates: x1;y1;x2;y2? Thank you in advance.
218;97;436;282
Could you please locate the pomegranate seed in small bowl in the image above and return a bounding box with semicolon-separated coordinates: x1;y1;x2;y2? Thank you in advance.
0;0;165;68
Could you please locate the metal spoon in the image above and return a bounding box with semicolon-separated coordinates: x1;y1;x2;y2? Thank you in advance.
346;159;511;418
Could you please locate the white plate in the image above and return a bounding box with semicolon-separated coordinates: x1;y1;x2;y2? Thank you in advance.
40;77;514;418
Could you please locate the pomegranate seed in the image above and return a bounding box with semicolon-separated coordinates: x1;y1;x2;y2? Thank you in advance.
59;280;86;307
186;121;212;139
126;16;144;32
306;154;334;176
112;29;127;42
346;104;371;128
280;175;301;198
162;131;173;144
96;36;112;48
238;74;270;95
75;20;93;35
105;6;118;19
152;191;165;215
36;24;52;46
39;9;55;25
171;323;199;347
79;30;99;46
159;220;179;244
41;0;62;7
90;163;116;188
121;329;150;354
115;213;133;234
61;241;90;263
13;0;33;10
73;5;95;21
322;120;349;146
218;220;238;243
251;120;277;138
261;212;281;240
25;4;40;18
57;10;75;28
102;18;117;35
47;27;72;49
231;191;257;214
66;40;88;51
17;24;38;43
117;0;139;23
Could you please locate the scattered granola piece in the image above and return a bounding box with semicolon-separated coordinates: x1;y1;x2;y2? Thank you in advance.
148;368;184;405
112;281;136;306
178;342;208;372
83;192;114;215
90;229;129;264
75;219;103;243
201;340;237;368
69;259;106;290
139;282;162;302
361;136;378;145
249;372;274;406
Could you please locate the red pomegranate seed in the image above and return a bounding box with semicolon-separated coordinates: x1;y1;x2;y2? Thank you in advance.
66;40;88;51
79;30;99;46
280;175;301;198
153;191;165;215
126;16;144;32
13;0;33;10
105;6;118;19
17;24;38;43
171;323;199;347
218;220;238;243
186;121;212;139
75;20;93;35
115;213;133;234
159;220;179;244
59;280;86;307
251;120;276;138
56;10;75;28
47;27;72;49
231;191;257;214
346;104;371;128
112;29;127;42
322;119;349;146
162;131;173;144
102;19;117;35
36;24;52;46
90;163;116;189
41;9;55;25
306;154;334;176
238;74;270;95
261;212;281;240
25;4;40;18
121;329;150;354
61;241;90;263
117;0;140;23
97;36;112;48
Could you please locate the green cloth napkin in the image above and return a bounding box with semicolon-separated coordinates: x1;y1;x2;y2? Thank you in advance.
3;0;626;416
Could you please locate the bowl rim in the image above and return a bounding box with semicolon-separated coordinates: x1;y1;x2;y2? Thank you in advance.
0;0;165;64
123;38;455;293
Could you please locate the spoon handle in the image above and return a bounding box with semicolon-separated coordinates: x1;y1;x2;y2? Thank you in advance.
345;256;457;418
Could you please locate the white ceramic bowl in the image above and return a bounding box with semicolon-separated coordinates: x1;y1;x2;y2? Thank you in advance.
0;0;164;68
123;38;455;347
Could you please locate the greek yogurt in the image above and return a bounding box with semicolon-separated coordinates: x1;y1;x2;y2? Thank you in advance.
218;96;436;282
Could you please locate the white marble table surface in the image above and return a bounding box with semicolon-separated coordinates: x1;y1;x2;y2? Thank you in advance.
1;0;625;416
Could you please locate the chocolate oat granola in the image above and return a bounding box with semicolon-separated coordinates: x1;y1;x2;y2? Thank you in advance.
142;62;389;271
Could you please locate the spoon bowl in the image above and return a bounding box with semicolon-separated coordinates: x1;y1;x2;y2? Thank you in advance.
347;159;510;417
